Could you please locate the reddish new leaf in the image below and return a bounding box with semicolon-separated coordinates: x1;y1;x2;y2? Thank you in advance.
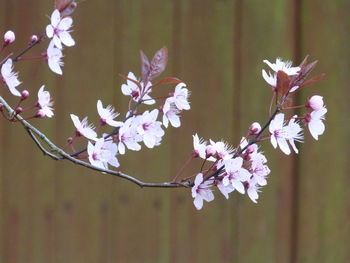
300;73;326;89
149;46;168;81
276;70;290;95
150;77;182;89
140;50;150;83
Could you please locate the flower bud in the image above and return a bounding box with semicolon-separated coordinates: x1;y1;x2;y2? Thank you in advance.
15;107;23;114
3;30;15;45
67;137;74;144
21;90;30;100
307;95;324;111
205;145;216;158
248;122;261;135
35;110;45;118
30;34;38;43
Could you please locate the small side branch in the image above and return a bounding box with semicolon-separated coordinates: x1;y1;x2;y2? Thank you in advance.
0;96;186;189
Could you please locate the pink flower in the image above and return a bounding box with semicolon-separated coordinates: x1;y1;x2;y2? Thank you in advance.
192;134;207;159
1;58;21;96
37;85;54;118
136;109;164;148
222;157;251;194
191;173;214;210
117;117;142;154
70;114;97;141
249;122;262;135
46;9;75;49
305;107;327;140
216;178;235;199
307;95;324;111
246;178;261;203
87;138;120;169
208;139;234;161
121;72;155;105
47;40;64;75
162;100;181;128
169;82;190;110
269;113;303;155
3;30;15;44
97;100;123;127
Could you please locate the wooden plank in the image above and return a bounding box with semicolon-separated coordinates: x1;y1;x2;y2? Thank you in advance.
296;1;350;262
111;1;173;262
168;1;237;262
235;0;296;262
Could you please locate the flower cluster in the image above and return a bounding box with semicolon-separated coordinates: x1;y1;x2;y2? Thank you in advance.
69;52;190;169
190;58;327;210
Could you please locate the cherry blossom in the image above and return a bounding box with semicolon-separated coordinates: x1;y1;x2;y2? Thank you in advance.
269;113;303;155
246;178;261;203
307;95;324;111
136;109;164;148
222;157;251;194
37;85;54;118
192;134;207;159
97;100;123;127
191;173;214;210
249;122;261;135
305;107;327;140
1;58;21;96
169;82;190;111
216;178;235;199
263;58;300;75
121;72;155;105
46;9;75;49
46;40;64;75
3;30;15;44
162;101;181;128
117;117;142;154
70;114;97;141
209;139;234;161
87;138;119;169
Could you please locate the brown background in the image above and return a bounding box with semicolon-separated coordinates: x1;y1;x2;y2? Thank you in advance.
1;0;349;262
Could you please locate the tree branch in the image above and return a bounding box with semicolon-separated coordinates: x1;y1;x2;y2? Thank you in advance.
0;96;187;188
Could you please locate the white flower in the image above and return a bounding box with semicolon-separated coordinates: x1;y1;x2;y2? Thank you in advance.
208;139;234;161
4;30;15;44
306;107;327;140
47;40;64;75
87;138;119;169
262;70;277;87
136;109;164;148
37;85;54;118
216;178;235;199
1;58;21;96
222;157;251;194
46;9;75;49
162;100;181;128
192;134;207;159
191;173;214;210
97;100;123;127
70;114;97;141
169;82;190;111
246;178;260;203
263;58;300;75
117;117;142;154
121;72;155;105
269;113;303;155
307;95;324;111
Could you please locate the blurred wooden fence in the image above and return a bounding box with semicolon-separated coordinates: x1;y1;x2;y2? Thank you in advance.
0;0;349;262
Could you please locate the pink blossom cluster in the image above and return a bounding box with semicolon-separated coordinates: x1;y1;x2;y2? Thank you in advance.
69;71;190;169
190;58;327;210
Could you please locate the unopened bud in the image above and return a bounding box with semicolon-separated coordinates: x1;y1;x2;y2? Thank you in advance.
307;95;324;111
3;30;15;45
35;110;45;118
67;137;74;144
15;106;23;114
248;122;261;135
205;145;216;158
30;34;38;43
21;90;30;100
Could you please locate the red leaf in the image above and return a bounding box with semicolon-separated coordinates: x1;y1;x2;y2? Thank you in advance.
150;77;182;89
140;50;150;83
149;47;168;81
276;70;290;95
300;73;326;89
